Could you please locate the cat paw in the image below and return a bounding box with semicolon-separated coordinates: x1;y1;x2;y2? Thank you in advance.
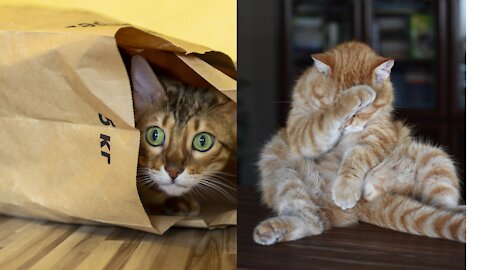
163;197;200;216
351;85;376;110
363;181;380;201
253;217;291;245
332;180;361;210
338;85;376;117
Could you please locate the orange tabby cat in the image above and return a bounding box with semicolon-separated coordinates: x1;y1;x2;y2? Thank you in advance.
254;42;465;245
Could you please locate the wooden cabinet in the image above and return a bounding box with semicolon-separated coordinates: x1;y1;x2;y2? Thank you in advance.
279;0;466;197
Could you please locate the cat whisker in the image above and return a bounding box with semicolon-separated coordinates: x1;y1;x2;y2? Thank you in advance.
202;174;237;187
204;171;237;178
202;178;236;191
190;185;205;200
203;172;235;182
141;181;157;191
199;181;235;202
202;184;230;202
215;172;237;177
189;185;201;199
196;184;217;200
138;177;153;182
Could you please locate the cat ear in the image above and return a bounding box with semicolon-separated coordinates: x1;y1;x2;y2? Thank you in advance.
311;53;334;77
373;59;395;84
131;55;167;112
211;100;237;138
217;101;236;124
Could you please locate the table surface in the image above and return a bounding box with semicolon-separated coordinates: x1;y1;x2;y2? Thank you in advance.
0;215;236;270
238;186;466;270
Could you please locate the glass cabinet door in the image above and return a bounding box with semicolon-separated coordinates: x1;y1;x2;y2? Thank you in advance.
367;0;439;111
451;0;466;199
454;0;466;113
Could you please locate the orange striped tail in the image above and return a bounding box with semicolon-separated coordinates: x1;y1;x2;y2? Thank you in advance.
358;194;465;242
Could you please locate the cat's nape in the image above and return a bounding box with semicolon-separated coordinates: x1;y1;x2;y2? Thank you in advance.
131;55;236;216
254;41;465;245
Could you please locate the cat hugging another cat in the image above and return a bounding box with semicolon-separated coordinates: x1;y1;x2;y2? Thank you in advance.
130;55;236;217
254;41;466;245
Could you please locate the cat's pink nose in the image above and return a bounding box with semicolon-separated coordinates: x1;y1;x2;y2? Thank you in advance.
165;166;184;180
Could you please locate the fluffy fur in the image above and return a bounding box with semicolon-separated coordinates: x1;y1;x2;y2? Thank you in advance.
254;42;465;245
131;55;236;216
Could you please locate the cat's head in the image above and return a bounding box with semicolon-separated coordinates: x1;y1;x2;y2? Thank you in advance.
131;55;236;196
311;42;395;132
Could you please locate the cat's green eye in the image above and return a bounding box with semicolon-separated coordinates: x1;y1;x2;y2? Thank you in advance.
146;126;165;147
192;132;215;152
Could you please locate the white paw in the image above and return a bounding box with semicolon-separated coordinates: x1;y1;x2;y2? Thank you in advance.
332;181;361;210
253;217;289;245
363;181;380;201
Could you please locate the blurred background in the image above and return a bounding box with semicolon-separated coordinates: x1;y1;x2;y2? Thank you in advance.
0;0;236;61
238;0;466;199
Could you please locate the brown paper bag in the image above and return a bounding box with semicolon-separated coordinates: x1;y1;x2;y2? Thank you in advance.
0;6;236;234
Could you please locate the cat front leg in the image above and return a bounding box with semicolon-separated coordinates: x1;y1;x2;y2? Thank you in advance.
333;145;383;210
332;173;363;210
255;130;330;245
286;85;376;159
333;121;397;209
362;169;386;201
253;179;329;245
254;214;326;245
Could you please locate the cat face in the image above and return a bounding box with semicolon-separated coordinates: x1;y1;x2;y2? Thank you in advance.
311;42;395;132
131;56;236;196
344;108;378;134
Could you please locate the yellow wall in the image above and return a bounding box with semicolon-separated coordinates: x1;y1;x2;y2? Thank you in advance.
0;0;236;61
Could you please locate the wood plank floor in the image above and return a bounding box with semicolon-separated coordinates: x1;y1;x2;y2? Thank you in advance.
238;186;466;270
0;215;236;270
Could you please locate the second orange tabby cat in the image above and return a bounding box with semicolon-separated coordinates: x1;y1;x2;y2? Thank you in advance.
254;42;465;245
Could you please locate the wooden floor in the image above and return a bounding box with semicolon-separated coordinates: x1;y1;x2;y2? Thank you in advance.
238;186;466;270
0;215;236;270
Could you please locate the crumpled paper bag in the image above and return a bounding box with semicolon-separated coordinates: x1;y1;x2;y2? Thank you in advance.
0;6;236;234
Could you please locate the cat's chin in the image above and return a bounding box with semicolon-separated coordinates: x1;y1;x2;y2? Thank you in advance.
158;183;190;196
344;125;364;134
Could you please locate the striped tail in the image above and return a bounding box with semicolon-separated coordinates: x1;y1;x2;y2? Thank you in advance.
358;194;466;242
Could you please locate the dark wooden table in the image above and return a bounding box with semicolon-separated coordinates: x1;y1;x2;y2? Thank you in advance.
238;186;465;270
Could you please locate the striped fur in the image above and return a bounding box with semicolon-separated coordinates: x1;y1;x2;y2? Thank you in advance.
286;42;396;210
131;55;236;216
358;194;465;242
254;42;465;245
364;137;462;209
